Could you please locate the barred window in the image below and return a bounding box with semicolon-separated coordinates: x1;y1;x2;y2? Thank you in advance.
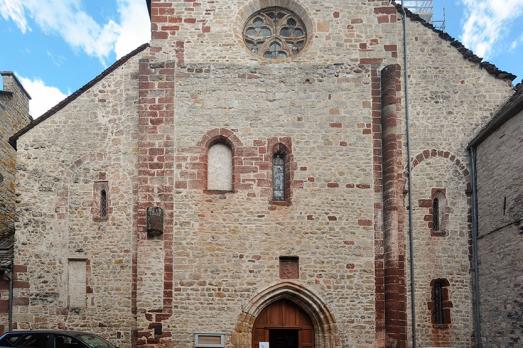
430;278;452;326
243;7;306;59
100;190;107;218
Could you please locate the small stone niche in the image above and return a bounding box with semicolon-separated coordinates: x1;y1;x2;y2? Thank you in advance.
279;256;299;279
147;207;164;238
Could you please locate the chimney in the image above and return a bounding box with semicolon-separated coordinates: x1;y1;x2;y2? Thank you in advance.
1;71;31;119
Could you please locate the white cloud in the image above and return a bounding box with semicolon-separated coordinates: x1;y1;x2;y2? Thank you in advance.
461;0;523;58
19;76;68;118
114;0;151;59
0;0;150;63
0;0;28;33
510;33;523;51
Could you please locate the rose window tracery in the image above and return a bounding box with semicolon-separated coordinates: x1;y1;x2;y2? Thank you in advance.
243;7;307;59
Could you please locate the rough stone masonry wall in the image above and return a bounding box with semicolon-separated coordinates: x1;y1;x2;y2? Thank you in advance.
0;73;31;333
12;52;146;347
476;108;523;347
141;0;408;347
0;73;31;240
404;15;514;347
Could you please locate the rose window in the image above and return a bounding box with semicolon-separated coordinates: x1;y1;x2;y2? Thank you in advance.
243;7;307;59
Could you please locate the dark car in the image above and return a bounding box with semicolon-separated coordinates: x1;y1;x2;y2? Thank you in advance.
0;330;116;348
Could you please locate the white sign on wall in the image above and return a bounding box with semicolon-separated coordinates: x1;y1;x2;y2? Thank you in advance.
259;342;269;348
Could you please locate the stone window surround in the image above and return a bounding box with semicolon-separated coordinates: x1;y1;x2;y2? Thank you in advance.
427;278;452;329
431;188;448;236
92;179;110;222
233;0;314;62
243;7;307;59
207;142;234;192
200;130;243;194
279;256;299;279
271;142;292;205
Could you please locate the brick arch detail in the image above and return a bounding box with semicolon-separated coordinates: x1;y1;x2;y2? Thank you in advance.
231;282;340;348
407;149;470;180
198;128;243;149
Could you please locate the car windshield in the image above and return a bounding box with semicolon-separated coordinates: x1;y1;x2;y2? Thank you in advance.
76;334;114;348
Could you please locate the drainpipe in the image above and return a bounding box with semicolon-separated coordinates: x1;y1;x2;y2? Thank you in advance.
399;1;417;347
8;264;13;331
468;146;482;347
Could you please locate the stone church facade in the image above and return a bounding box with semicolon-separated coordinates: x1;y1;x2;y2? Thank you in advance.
5;0;518;347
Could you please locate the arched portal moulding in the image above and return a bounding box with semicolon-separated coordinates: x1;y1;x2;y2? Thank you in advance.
231;281;340;348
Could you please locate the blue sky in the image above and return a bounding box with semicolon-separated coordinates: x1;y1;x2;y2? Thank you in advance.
0;0;522;118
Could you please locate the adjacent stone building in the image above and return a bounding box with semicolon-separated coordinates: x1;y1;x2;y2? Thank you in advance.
0;72;32;332
469;83;523;347
5;1;519;347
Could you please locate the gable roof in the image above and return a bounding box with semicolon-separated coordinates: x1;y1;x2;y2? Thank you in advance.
468;82;523;148
393;2;516;82
9;43;150;149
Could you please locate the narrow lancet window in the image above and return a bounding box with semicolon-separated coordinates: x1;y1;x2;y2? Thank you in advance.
432;197;439;231
273;153;285;201
100;190;107;218
433;280;444;324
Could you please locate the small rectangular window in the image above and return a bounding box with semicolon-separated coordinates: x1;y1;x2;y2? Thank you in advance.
194;334;225;348
279;256;299;279
68;259;87;309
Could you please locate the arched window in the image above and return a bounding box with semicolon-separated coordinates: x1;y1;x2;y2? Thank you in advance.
271;143;291;203
431;279;451;326
431;190;447;235
207;142;233;191
432;197;439;231
93;180;109;221
100;189;108;218
273;153;285;201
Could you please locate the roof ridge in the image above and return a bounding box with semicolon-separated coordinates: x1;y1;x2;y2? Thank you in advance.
9;43;150;149
392;1;516;82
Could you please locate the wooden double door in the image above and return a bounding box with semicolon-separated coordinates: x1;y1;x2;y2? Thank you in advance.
252;299;314;348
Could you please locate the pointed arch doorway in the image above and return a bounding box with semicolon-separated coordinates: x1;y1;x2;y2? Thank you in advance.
252;299;314;348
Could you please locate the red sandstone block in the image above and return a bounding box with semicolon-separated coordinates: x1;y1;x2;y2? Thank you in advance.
175;181;187;189
329;122;342;128
327;182;339;188
159;8;175;15
0;300;8;313
328;216;337;221
13;281;29;288
384;44;397;52
184;18;196;23
13;265;27;273
152;31;169;39
333;11;340;18
377;15;389;23
360;58;383;65
374;7;396;14
358;219;372;226
202;26;211;33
